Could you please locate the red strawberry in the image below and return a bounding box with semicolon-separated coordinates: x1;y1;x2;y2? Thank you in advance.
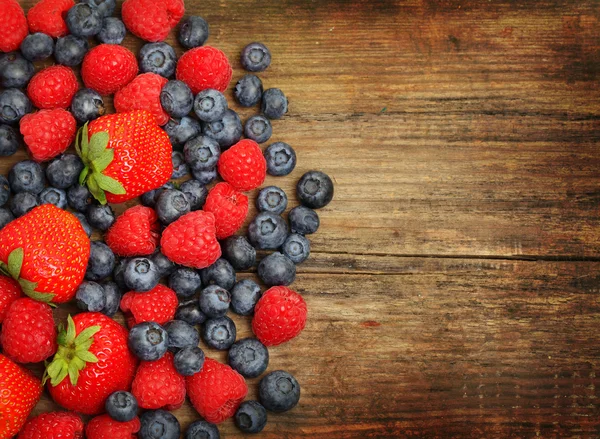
20;109;77;162
0;204;90;304
27;66;79;110
160;210;221;269
217;139;266;191
176;46;232;94
45;313;138;415
86;415;140;439
27;0;74;37
187;358;248;424
0;354;43;438
122;0;184;42
131;352;186;410
105;205;160;257
252;286;307;346
120;284;177;327
1;298;57;363
0;275;22;323
82;44;138;96
203;182;248;240
0;0;28;52
17;411;83;439
114;73;169;126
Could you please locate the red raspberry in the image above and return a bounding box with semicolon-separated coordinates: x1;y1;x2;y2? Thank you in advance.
27;0;74;37
114;73;169;126
120;284;178;327
0;0;28;52
176;46;232;94
122;0;184;42
252;286;307;346
0;276;22;324
27;66;79;110
131;352;186;410
161;210;221;269
217;139;266;192
86;414;140;439
203;182;248;240
186;358;248;424
82;44;138;96
20;109;76;162
17;411;83;439
105;205;160;257
0;298;57;363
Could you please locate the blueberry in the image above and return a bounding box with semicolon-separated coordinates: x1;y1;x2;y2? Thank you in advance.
258;252;296;286
175;299;207;325
105;391;138;423
54;35;89;66
234;74;263;107
164;117;202;149
247;212;288;250
259;370;300;413
244;115;272;144
139;42;176;78
20;33;54;62
128;322;169;361
100;281;121;316
261;88;288;120
178;16;209;49
66;3;103;37
296;170;334;209
0;176;9;207
139;410;180;439
200;258;236;290
8;161;45;194
0;89;32;125
71;88;105;124
96;17;126;44
289;205;319;235
185;420;219;439
0;208;14;229
0;53;34;88
86;204;115;231
183;135;220;172
156;189;190;224
264;142;296;176
165;320;200;351
160;80;193;118
202;316;236;350
235;400;267;433
169;268;201;298
191;168;217;185
73;212;93;237
193;89;227;123
124;257;159;292
85;241;115;281
174;346;205;376
113;258;129;290
198;285;230;318
82;0;116;18
67;184;93;212
76;281;106;312
140;182;175;208
281;233;310;264
221;235;256;271
171;151;189;179
256;186;287;215
10;192;38;217
230;279;261;316
201;109;242;150
38;187;67;209
180;179;207;211
241;42;271;72
228;338;268;378
46;154;84;189
151;249;176;277
0;125;19;156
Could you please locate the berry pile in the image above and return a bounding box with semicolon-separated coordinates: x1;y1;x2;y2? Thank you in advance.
0;0;334;436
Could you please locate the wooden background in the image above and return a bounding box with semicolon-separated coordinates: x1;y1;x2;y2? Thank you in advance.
8;0;600;437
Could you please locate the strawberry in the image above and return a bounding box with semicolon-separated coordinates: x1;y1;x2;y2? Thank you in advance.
45;313;138;415
122;0;184;42
176;46;232;94
114;73;170;126
27;66;79;110
0;354;43;438
81;44;138;96
105;205;160;257
74;111;172;204
252;286;307;346
27;0;74;37
20;109;77;162
131;352;186;410
203;182;249;239
86;415;140;439
217;139;266;191
0;204;90;304
17;412;83;439
120;284;178;327
1;0;28;52
0;275;21;323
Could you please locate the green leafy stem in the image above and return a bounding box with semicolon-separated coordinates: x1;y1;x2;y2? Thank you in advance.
0;247;55;303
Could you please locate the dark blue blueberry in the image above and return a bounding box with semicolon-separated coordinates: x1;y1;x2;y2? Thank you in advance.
264;142;296;176
73;212;93;237
259;370;300;413
0;208;14;229
185;420;219;439
8;161;45;194
230;279;261;316
0;53;34;88
221;235;256;271
160;80;193;118
164;117;202;149
156;189;190;224
10;192;38;217
202;316;236;350
46;154;84;189
261;88;288;120
296;170;334;209
183;135;220;172
191;167;217;185
86;203;115;231
174;346;205;376
38;187;67;209
140;182;175;208
97;17;126;44
82;0;116;18
100;281;121;316
247;212;288;250
198;285;230;318
200;258;236;290
124;257;160;292
128;321;169;361
139;410;180;439
193;89;227;123
54;35;89;66
228;338;269;378
151;249;176;277
0;89;32;125
0;125;19;156
178;16;209;49
281;233;310;264
258;252;296;287
165;319;200;351
66;3;103;37
20;33;54;62
235;400;267;433
176;299;207;326
241;42;271;72
169;268;202;298
105;391;138;422
256;186;287;215
244;115;272;144
76;281;106;312
180;179;207;211
0;176;9;207
67;184;93;212
171;151;189;179
200;109;242;150
234;74;263;107
139;42;176;78
85;241;115;281
71;88;105;124
288;205;319;235
113;258;129;291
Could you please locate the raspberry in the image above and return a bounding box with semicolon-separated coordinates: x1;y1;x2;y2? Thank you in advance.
131;352;186;410
105;205;160;257
176;46;232;94
252;286;307;346
27;0;74;37
114;73;169;126
0;0;28;52
217;139;266;192
122;0;184;42
86;414;140;439
120;284;178;327
17;411;83;439
27;66;79;109
203;182;248;240
82;44;138;95
186;358;248;424
20;109;76;162
160;210;221;269
0;276;21;323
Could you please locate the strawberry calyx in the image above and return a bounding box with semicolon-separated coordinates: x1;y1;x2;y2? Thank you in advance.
0;247;55;304
43;315;101;387
74;123;126;205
